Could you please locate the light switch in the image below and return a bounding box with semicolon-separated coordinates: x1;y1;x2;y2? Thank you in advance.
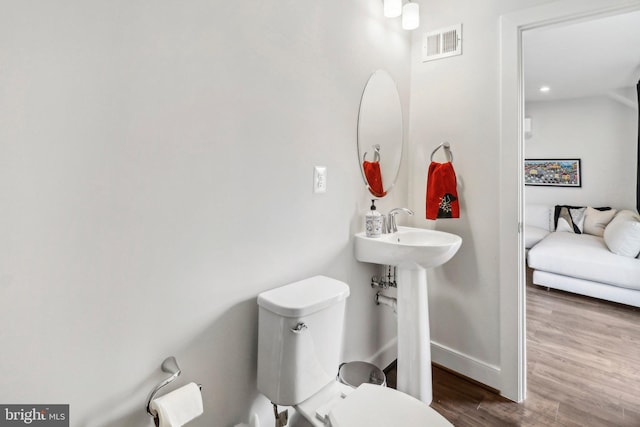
314;166;327;193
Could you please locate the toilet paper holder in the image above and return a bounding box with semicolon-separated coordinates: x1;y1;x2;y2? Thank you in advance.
146;356;202;424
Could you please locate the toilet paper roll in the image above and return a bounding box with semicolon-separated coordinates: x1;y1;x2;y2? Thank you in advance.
150;382;203;427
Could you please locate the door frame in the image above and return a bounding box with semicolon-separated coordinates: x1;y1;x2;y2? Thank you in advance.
498;0;640;402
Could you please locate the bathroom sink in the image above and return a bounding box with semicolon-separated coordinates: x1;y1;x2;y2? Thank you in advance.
354;226;462;269
354;226;462;404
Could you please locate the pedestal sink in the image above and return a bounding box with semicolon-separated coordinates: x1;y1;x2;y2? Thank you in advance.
354;226;462;404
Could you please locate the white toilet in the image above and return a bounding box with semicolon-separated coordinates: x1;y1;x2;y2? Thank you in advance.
257;275;453;427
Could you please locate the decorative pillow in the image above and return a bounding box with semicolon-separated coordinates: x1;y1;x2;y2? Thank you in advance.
583;207;617;237
570;207;586;232
603;210;640;258
553;205;612;234
555;206;586;233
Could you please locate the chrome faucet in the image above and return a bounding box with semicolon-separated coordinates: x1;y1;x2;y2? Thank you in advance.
387;208;414;233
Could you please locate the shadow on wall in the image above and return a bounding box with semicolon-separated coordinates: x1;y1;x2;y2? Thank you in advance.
79;367;163;427
181;298;261;427
91;409;151;427
80;298;263;427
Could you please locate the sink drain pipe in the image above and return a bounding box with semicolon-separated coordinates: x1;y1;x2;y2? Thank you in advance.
375;291;397;314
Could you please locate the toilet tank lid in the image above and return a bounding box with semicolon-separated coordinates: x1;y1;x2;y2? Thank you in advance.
258;276;350;318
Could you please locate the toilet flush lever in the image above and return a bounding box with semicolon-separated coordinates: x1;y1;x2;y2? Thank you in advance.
290;323;308;334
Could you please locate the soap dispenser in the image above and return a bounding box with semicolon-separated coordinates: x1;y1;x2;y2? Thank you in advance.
365;199;384;238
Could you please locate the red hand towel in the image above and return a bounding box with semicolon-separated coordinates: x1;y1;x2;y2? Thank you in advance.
363;161;386;198
426;161;459;219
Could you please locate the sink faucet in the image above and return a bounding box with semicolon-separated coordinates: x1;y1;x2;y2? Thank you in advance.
387;208;414;233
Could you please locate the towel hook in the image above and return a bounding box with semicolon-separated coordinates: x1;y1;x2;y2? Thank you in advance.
363;144;381;163
430;142;453;162
146;356;181;418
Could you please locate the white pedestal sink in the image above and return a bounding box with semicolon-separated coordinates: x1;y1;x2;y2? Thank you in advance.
354;226;462;404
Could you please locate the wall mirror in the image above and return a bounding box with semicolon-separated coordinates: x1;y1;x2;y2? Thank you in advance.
357;69;403;198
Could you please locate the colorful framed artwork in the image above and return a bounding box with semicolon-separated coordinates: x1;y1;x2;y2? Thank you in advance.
524;159;581;187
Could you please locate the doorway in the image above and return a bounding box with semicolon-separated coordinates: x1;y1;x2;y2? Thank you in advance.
499;0;640;403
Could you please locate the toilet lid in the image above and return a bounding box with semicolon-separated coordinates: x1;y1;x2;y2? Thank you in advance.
328;384;452;427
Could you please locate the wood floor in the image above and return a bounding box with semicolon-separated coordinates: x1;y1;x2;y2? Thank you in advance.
386;276;640;426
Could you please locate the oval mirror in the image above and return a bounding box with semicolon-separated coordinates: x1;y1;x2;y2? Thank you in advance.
357;70;403;198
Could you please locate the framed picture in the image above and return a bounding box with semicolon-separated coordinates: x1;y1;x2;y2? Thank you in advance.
524;159;581;187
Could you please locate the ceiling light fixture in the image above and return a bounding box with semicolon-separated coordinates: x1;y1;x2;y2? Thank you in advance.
402;2;420;30
383;0;419;30
539;86;551;93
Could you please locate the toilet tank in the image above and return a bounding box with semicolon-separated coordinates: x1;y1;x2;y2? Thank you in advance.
257;276;350;406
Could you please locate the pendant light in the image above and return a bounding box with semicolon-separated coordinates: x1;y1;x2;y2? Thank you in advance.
402;2;419;30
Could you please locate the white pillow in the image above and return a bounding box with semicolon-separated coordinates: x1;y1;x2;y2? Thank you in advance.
525;204;553;231
555;217;573;233
570;207;586;233
603;210;640;257
525;225;550;249
556;206;586;233
583;207;617;237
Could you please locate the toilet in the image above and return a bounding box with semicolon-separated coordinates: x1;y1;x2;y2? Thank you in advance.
257;275;453;427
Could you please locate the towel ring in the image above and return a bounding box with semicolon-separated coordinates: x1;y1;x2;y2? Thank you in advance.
430;142;453;162
363;144;381;163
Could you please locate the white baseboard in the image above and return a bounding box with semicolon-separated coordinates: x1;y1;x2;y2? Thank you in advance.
431;341;501;391
366;338;397;370
368;338;502;391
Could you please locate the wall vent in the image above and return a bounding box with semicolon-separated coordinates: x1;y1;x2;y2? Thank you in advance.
422;24;462;62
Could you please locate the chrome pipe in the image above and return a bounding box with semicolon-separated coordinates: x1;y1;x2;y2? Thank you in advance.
375;291;397;314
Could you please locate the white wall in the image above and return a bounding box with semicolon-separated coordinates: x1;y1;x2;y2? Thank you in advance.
0;2;410;426
5;0;635;422
408;0;640;397
406;0;556;388
525;95;637;210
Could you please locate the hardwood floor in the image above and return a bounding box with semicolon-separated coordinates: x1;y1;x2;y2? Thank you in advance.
386;275;640;426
